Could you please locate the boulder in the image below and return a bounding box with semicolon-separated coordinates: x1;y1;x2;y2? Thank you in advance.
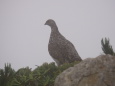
54;55;115;86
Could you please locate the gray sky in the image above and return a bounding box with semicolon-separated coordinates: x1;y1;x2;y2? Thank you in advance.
0;0;115;70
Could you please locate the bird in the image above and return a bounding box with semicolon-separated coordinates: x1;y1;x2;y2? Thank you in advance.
44;19;82;66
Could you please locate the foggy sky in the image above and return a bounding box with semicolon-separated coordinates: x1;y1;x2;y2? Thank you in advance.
0;0;115;70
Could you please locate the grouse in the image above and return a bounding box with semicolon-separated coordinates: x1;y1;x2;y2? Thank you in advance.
45;19;82;66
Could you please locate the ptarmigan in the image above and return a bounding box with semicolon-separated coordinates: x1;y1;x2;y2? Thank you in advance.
45;19;82;66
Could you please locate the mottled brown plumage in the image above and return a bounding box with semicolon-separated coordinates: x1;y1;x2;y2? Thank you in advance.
45;19;82;66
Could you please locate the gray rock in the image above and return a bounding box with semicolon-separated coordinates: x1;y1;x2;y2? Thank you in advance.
44;19;82;66
54;55;115;86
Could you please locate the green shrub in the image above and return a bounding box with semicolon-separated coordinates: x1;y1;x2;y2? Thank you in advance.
0;63;15;86
0;61;79;86
101;38;115;56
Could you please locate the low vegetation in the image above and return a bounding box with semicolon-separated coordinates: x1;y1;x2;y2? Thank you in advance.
101;38;115;56
0;62;79;86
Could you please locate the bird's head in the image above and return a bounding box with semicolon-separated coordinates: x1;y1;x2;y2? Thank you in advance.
44;19;56;27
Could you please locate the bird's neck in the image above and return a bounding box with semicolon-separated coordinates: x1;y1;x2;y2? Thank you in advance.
51;24;59;33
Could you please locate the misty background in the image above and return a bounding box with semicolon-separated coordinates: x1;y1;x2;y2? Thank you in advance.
0;0;115;70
